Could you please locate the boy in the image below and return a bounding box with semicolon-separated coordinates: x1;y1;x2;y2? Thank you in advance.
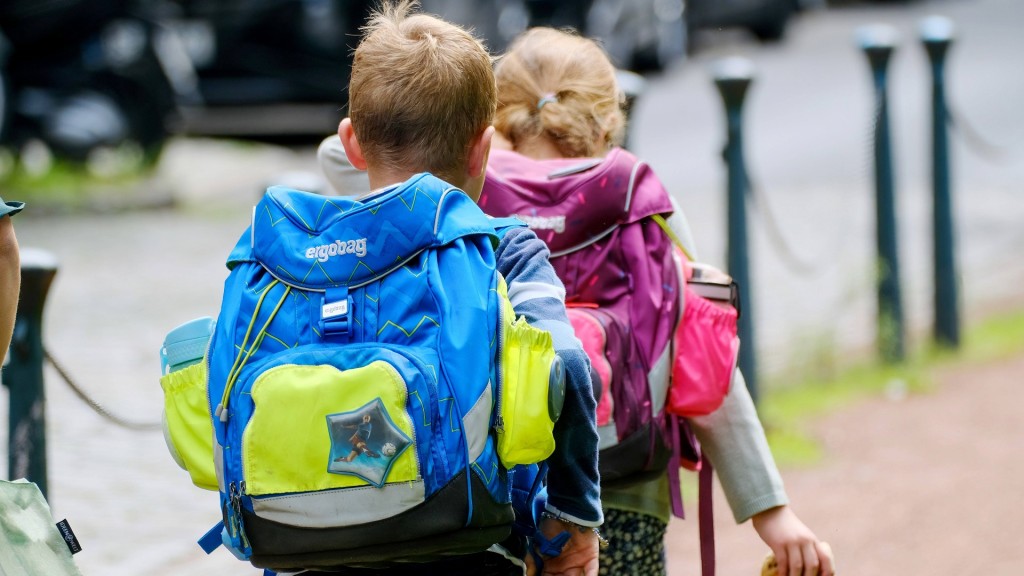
323;2;603;574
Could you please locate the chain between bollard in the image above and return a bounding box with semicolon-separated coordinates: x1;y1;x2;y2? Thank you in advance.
946;106;1022;163
44;347;161;431
742;171;850;278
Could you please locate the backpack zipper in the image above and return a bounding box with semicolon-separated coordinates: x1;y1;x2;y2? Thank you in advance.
494;291;506;435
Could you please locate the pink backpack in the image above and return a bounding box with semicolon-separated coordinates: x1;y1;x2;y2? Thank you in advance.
481;146;738;483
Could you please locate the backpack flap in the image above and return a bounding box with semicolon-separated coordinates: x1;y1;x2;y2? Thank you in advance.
251;178;496;291
480;148;674;255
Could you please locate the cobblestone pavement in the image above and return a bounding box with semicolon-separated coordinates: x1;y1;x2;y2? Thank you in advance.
2;0;1022;574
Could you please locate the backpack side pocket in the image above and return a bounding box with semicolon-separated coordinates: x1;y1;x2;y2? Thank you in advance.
160;361;217;491
495;277;562;468
667;287;739;418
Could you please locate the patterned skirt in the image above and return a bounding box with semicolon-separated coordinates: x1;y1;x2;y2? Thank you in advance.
599;508;669;576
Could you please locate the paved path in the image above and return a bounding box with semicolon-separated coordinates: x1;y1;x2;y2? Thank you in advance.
1;0;1022;574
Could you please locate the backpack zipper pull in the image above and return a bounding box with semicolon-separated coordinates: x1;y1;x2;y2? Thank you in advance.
226;482;240;538
227;481;251;552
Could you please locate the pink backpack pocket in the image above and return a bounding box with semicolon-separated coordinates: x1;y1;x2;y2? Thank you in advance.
566;307;615;427
667;287;739;418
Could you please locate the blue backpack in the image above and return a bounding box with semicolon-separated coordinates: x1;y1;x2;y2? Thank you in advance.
159;175;565;573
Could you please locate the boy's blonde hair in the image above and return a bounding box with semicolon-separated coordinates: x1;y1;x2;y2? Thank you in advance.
494;27;626;158
348;1;496;183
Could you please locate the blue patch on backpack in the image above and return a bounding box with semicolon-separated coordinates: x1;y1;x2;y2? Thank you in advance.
326;398;412;487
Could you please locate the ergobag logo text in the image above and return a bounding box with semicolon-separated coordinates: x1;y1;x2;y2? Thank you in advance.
305;237;367;261
159;178;563;574
514;214;566;233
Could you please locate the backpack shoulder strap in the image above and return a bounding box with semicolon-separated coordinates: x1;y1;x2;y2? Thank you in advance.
651;213;695;262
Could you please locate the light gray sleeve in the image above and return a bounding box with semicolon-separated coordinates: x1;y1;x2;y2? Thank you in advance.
666;195;700;261
317;134;371;197
688;369;789;523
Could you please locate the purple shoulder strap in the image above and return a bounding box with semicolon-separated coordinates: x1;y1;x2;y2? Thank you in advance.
669;415;717;576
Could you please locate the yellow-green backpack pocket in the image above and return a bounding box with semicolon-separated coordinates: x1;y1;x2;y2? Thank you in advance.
160;362;217;491
495;277;564;468
243;361;419;496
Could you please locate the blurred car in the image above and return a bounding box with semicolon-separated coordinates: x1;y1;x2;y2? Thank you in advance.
0;0;372;161
423;0;687;73
688;0;812;43
425;0;806;74
160;0;368;143
588;0;687;72
0;0;179;163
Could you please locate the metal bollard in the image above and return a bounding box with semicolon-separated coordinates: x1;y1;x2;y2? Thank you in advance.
921;15;961;349
712;57;759;403
616;68;648;151
3;248;58;498
857;25;906;363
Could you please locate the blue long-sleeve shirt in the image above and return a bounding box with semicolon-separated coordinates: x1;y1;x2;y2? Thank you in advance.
495;226;603;527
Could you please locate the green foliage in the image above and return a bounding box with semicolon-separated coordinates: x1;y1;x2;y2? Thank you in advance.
956;307;1024;363
0;144;173;215
0;144;151;204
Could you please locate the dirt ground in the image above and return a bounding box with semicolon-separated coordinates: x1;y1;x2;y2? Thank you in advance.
665;352;1024;575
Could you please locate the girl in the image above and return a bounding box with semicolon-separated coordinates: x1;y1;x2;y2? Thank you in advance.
480;27;835;576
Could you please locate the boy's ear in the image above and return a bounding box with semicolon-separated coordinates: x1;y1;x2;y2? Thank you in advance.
338;118;368;171
467;125;495;179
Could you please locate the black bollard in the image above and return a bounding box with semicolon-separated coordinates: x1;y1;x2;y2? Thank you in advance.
713;57;759;403
858;25;906;363
921;15;960;349
3;248;58;498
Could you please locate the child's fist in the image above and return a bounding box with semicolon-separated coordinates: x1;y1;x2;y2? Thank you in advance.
761;542;834;576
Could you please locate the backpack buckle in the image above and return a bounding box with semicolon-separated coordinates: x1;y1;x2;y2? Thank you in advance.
321;286;352;339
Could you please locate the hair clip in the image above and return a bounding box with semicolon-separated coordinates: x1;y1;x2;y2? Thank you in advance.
537;93;558;110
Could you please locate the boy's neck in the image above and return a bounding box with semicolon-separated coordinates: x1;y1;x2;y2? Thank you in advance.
366;166;416;191
366;166;465;191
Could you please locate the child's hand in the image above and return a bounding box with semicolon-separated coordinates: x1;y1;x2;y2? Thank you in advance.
751;505;835;575
526;516;600;576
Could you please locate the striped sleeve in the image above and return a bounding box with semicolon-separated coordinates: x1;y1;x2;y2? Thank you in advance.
495;226;603;526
